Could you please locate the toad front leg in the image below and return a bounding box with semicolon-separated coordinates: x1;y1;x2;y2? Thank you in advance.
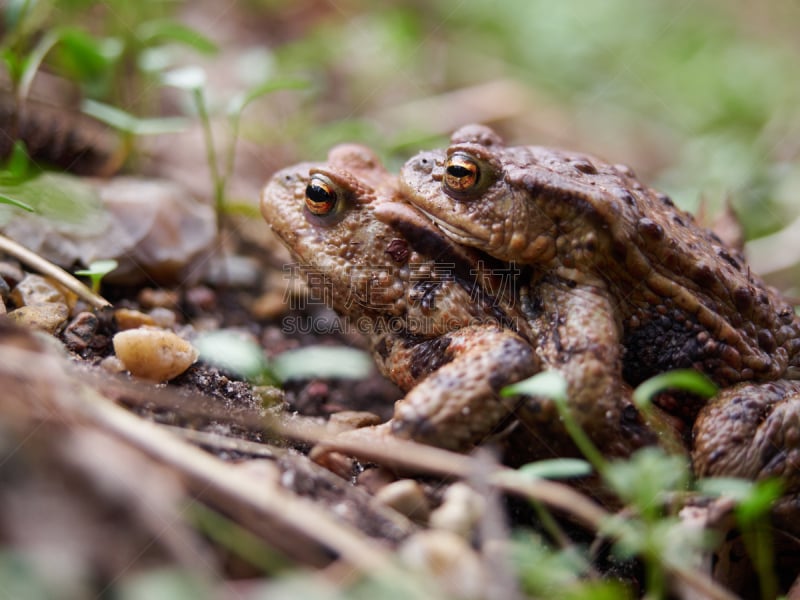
517;279;660;458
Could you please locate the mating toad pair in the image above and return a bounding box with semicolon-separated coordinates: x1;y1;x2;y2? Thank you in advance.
261;125;800;491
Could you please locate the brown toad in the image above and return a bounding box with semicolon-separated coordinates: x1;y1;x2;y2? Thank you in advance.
399;124;800;486
261;144;547;452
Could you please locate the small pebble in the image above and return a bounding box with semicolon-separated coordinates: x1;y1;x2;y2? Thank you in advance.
205;254;261;288
184;285;217;313
0;261;24;288
429;483;486;538
100;355;126;374
62;311;99;351
373;479;430;523
356;467;398;494
148;307;178;329
0;276;10;301
251;290;288;320
113;327;198;382
137;288;179;310
114;308;156;330
399;530;486;599
327;410;383;433
7;303;69;334
11;273;65;307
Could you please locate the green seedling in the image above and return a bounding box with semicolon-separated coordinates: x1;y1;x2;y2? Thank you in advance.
503;370;727;599
74;259;118;294
271;345;373;383
502;371;607;474
195;331;372;389
194;330;277;386
162;66;306;219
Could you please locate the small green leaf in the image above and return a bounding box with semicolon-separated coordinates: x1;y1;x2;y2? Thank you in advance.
604;447;690;512
131;116;191;136
136;20;218;54
75;259;118;276
0;140;37;185
272;346;373;382
0;193;34;212
81;98;137;131
737;479;783;525
82;99;188;135
194;330;274;384
633;369;717;409
226;78;308;117
501;371;568;404
697;476;783;535
0;172;104;228
518;458;593;480
696;477;755;501
75;259;118;293
18;29;60;98
50;27;115;83
1;48;24;84
162;66;207;90
117;569;211;600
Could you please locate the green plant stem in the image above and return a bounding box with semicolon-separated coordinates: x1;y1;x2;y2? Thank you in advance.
18;29;60;102
192;87;224;213
644;563;665;600
224;111;241;192
554;401;608;477
741;517;777;600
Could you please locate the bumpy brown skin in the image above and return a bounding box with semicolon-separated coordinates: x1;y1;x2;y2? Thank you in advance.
260;144;541;453
400;124;800;486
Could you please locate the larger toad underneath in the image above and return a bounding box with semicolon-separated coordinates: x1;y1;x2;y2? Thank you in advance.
398;124;800;487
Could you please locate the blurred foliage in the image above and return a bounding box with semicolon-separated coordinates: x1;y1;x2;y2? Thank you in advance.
3;0;798;237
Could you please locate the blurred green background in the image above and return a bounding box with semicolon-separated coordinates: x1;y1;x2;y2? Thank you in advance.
4;0;800;244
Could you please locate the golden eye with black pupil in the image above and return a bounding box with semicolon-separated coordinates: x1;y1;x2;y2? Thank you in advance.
443;152;480;193
305;175;339;216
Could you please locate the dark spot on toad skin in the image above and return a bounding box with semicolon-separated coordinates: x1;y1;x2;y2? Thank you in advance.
717;248;741;271
385;238;409;263
374;337;390;359
637;217;664;241
572;159;597;175
658;193;674;207
409;335;454;380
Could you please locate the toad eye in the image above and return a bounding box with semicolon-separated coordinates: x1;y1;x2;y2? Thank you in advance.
305;175;340;216
443;152;481;195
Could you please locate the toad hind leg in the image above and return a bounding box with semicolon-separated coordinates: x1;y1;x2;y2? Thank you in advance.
693;379;800;490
